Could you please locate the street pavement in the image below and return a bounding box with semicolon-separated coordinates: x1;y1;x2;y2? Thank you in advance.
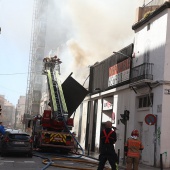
87;151;168;170
118;163;161;170
0;151;169;170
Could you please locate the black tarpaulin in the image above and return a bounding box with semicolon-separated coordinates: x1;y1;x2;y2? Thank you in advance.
62;74;89;118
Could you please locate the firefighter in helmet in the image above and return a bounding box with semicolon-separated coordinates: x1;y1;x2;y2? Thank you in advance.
124;129;144;170
97;121;117;170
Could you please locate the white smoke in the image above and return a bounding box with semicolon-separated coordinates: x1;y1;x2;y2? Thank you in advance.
47;0;143;85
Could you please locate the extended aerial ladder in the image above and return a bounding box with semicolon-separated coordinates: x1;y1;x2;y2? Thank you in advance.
28;55;88;152
43;56;68;121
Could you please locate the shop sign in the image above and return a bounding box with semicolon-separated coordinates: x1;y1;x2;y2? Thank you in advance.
108;58;130;87
103;98;113;111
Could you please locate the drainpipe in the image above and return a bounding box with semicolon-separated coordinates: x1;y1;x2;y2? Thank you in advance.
160;154;163;170
123;120;127;165
154;115;157;166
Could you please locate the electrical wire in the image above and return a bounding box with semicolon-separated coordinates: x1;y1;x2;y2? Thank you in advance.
82;75;90;87
0;71;42;76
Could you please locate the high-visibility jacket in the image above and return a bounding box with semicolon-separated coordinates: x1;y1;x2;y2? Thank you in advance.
125;137;144;158
100;128;117;155
103;129;114;143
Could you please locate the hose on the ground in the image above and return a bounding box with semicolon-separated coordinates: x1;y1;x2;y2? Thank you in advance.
42;156;111;170
33;153;52;170
33;151;112;170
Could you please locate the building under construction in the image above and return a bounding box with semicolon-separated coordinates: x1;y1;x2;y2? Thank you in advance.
24;0;47;125
24;0;76;129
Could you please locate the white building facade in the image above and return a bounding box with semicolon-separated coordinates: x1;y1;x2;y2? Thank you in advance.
73;1;170;168
132;1;170;167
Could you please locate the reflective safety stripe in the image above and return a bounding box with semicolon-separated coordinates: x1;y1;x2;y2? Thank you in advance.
127;152;140;157
103;130;114;143
42;132;72;144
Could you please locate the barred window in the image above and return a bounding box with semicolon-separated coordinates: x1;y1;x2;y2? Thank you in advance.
138;94;153;108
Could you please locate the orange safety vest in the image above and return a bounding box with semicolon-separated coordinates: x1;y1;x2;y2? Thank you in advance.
102;129;114;143
125;138;144;158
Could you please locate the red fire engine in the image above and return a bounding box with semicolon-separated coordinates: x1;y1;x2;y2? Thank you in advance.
28;56;88;153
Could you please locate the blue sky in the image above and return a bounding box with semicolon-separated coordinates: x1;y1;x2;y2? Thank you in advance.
0;0;34;106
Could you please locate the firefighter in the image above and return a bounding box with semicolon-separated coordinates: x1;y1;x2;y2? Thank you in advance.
43;57;50;63
97;121;117;170
124;129;144;170
51;55;58;62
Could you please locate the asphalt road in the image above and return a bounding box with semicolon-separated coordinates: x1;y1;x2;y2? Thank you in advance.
0;151;101;170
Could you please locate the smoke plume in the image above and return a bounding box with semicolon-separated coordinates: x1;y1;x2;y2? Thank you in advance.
47;0;143;85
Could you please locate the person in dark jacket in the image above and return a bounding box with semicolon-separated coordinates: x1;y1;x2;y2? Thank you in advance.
0;122;5;136
97;121;117;170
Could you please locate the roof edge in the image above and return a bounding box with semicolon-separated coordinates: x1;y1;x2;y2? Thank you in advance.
132;1;170;30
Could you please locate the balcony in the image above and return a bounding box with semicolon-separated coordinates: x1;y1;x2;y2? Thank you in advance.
130;63;153;87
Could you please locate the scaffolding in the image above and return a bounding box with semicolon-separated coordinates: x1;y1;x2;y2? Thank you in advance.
24;0;48;123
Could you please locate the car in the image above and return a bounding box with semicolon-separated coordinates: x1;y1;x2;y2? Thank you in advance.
0;130;33;157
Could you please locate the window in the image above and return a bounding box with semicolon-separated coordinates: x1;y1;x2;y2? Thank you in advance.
138;94;153;108
9;134;30;140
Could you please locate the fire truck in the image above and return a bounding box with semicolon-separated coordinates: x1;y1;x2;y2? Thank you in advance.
28;55;88;153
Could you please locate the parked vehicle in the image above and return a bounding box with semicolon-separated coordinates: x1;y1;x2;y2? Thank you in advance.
0;130;32;157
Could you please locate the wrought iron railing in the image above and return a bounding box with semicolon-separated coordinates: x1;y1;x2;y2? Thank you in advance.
130;63;154;83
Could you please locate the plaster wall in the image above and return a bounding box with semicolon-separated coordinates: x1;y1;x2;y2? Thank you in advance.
160;85;170;167
80;100;89;149
164;9;170;80
133;10;167;81
72;105;80;136
95;98;102;152
133;8;170;167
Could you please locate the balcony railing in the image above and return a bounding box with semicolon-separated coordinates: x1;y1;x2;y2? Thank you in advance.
130;63;154;83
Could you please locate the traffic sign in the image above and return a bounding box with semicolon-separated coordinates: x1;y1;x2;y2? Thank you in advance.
145;114;157;125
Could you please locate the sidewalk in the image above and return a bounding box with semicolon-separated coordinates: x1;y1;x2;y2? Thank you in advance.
86;151;163;170
119;162;161;170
